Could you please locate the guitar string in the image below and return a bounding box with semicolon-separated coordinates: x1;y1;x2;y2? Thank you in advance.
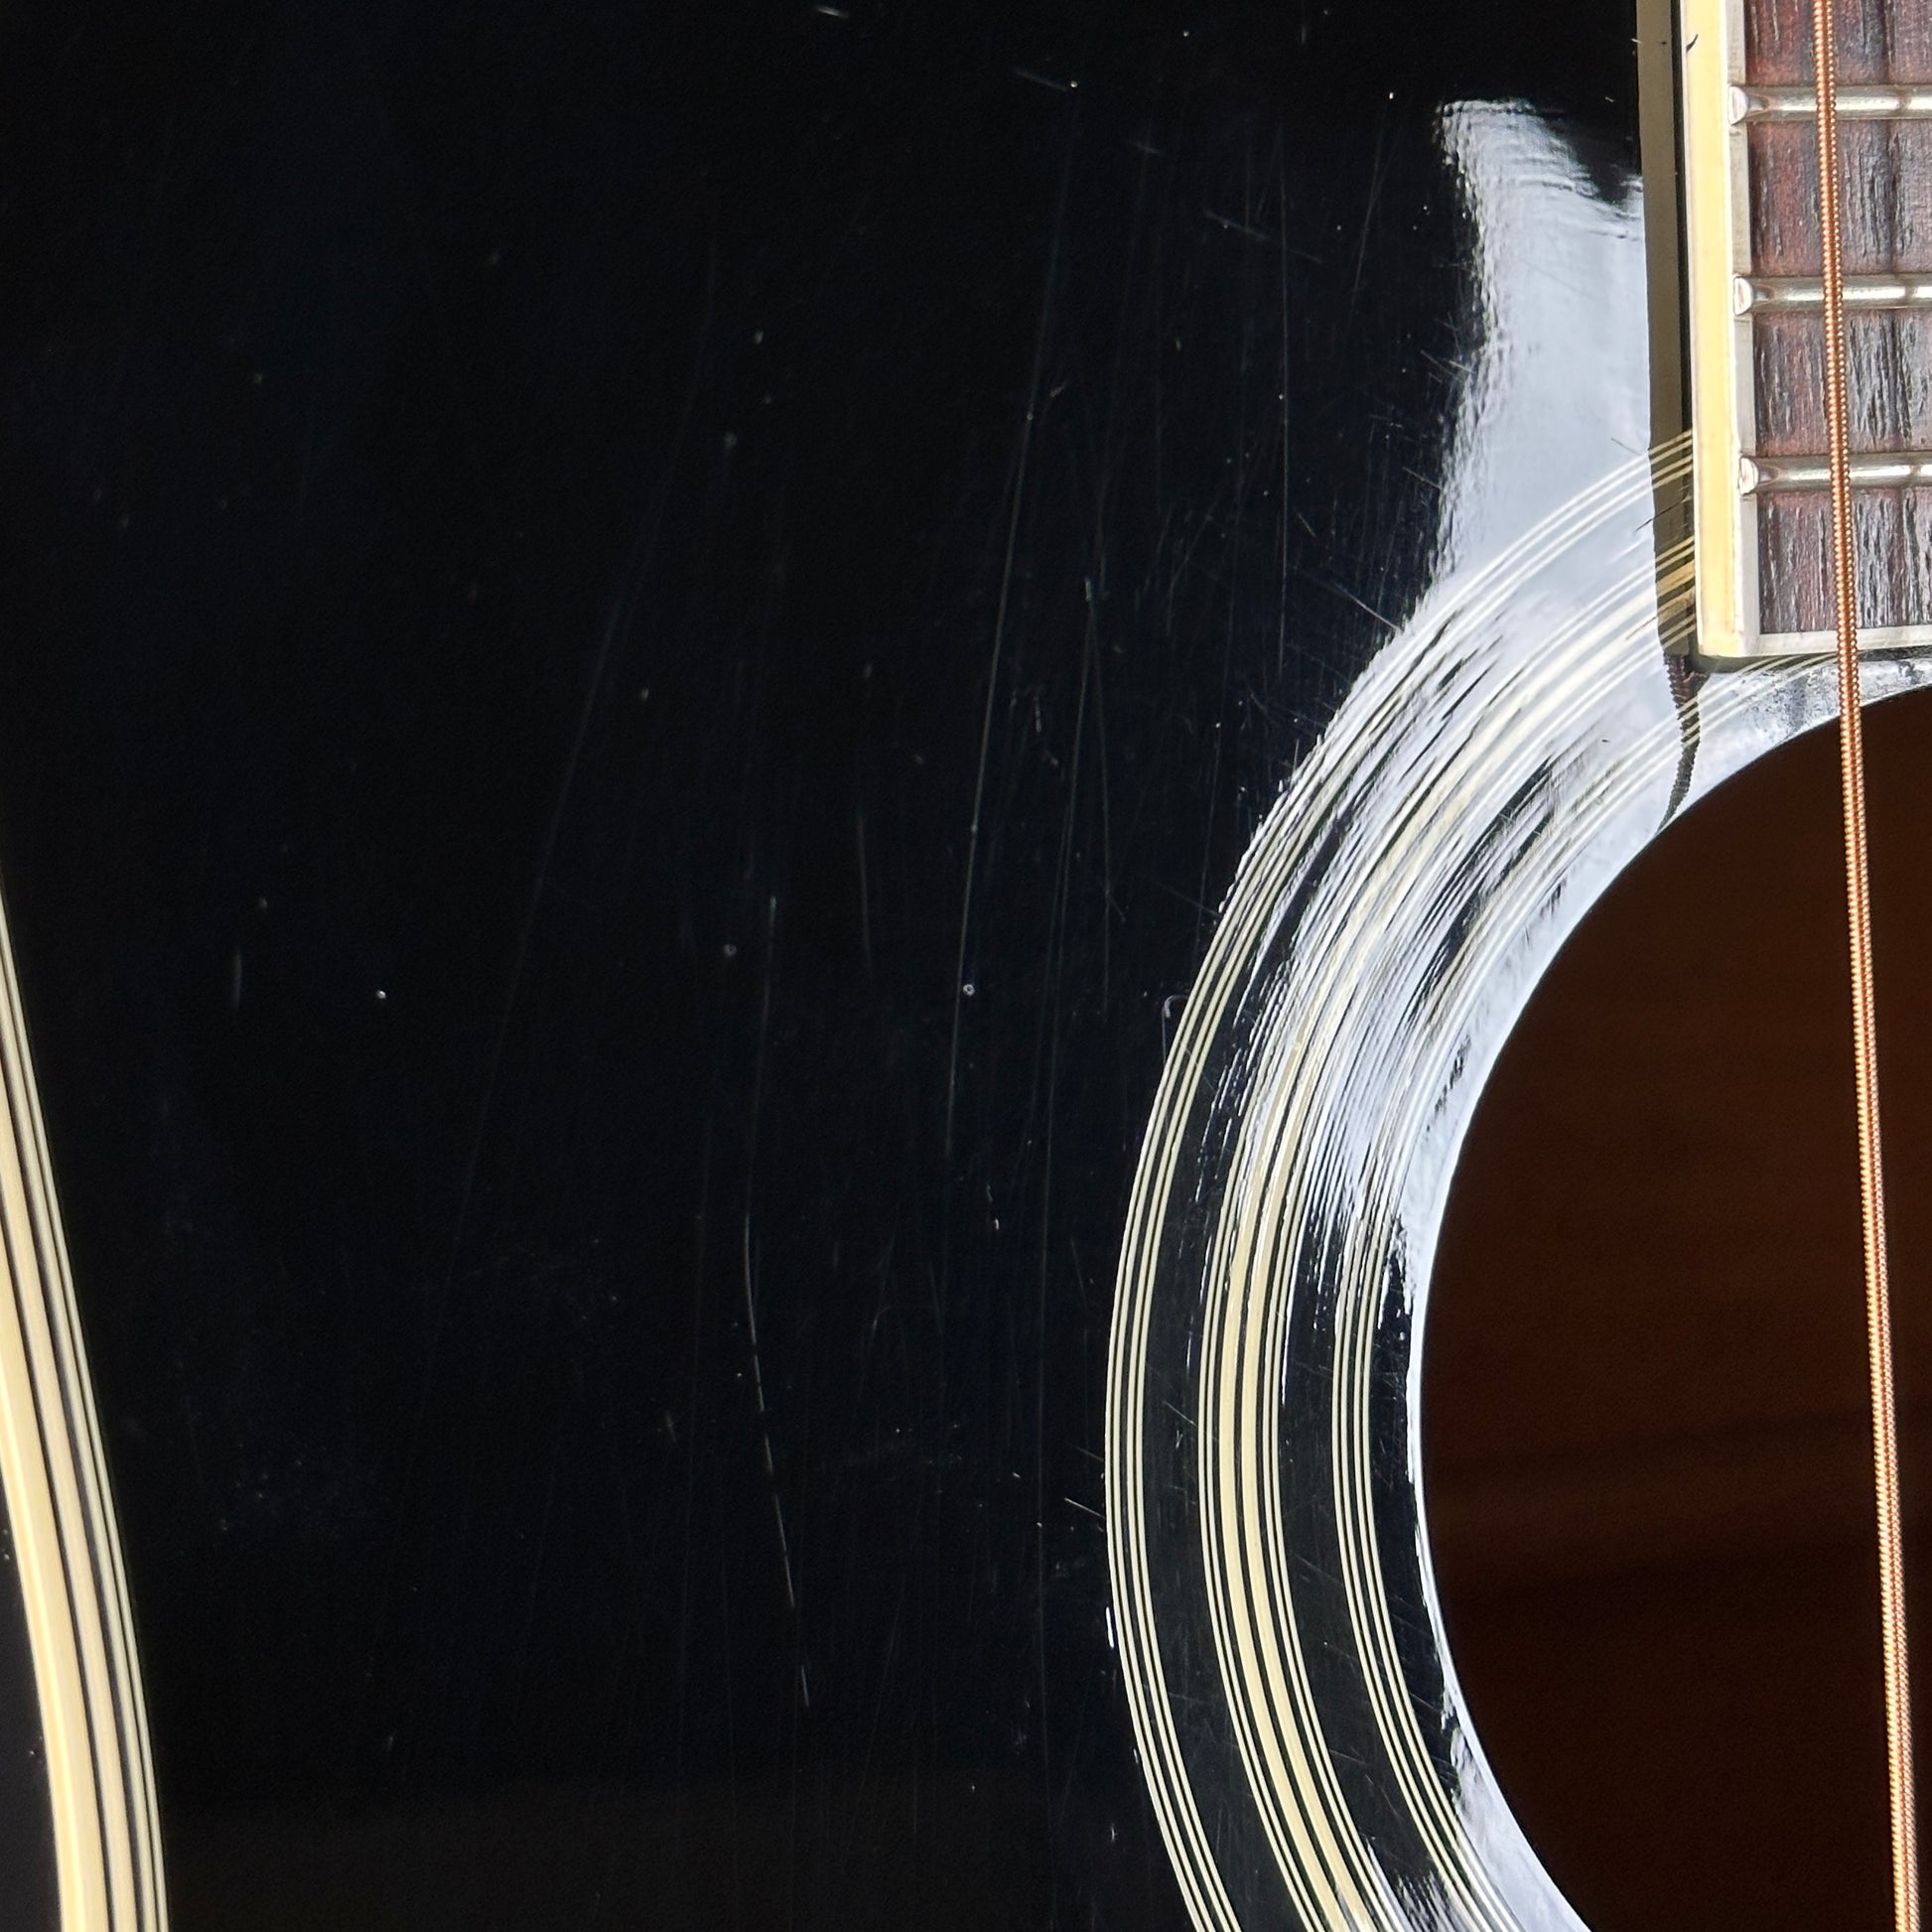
1810;6;1921;1925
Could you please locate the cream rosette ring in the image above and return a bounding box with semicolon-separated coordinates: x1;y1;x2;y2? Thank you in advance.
1103;444;1932;1932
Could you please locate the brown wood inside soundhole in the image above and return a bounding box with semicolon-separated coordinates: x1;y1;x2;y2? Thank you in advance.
1426;688;1932;1932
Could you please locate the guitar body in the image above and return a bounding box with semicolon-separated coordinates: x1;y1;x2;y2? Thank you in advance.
0;0;1919;1926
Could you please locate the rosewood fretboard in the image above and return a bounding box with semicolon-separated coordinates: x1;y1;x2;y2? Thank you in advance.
1668;0;1932;655
1749;0;1932;636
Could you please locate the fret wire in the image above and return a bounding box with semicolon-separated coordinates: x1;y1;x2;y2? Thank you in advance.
1734;81;1932;119
1737;272;1932;312
1742;453;1932;490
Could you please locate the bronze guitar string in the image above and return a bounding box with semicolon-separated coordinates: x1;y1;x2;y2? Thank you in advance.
1810;6;1921;1925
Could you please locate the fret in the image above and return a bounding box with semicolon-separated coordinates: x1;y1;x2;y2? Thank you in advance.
1743;452;1932;484
1663;0;1932;655
1734;82;1932;116
1737;272;1932;309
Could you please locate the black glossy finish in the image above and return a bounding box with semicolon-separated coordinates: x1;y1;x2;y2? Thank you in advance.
0;2;1632;1924
0;1503;54;1931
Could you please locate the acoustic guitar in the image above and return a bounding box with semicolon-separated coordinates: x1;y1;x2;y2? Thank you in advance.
0;0;1924;1927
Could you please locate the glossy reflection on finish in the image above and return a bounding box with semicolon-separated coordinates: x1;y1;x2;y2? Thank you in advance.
0;3;1734;1926
1105;98;1932;1932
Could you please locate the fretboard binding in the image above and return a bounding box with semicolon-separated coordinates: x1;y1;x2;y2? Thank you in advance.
1741;452;1932;492
1730;82;1932;122
1737;273;1932;313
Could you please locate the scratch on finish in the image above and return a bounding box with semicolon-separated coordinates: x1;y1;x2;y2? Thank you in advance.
742;1214;800;1626
855;806;875;980
356;253;716;1763
1205;209;1277;245
1076;126;1164;1017
1278;154;1294;682
1350;104;1393;309
742;897;807;1703
1025;620;1093;1930
1299;565;1397;633
942;117;1076;1179
442;255;712;1293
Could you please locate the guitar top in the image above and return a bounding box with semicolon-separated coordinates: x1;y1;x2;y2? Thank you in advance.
0;1;1924;1928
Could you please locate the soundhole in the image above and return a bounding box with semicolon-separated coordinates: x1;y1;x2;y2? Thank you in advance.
1426;685;1932;1932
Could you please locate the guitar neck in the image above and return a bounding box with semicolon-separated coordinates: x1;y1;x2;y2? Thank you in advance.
1662;0;1932;658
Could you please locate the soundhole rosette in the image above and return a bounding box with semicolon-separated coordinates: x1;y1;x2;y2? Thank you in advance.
1102;452;1932;1932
